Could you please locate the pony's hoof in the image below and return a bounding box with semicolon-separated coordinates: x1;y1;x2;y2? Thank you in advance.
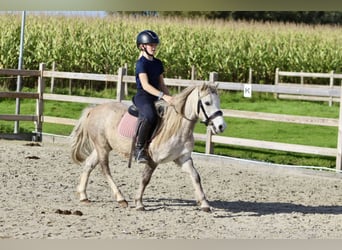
80;198;91;204
118;200;128;208
136;206;145;211
201;207;212;213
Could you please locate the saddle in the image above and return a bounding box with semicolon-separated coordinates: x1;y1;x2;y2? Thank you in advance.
118;100;167;139
128;100;167;118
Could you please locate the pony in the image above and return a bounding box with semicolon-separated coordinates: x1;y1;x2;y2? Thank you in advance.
70;83;227;212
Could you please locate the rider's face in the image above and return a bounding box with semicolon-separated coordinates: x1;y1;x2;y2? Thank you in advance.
143;43;158;55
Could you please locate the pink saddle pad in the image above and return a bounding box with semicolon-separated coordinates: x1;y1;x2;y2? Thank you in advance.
118;112;138;138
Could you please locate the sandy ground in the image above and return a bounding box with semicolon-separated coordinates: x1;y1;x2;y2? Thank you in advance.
1;138;342;239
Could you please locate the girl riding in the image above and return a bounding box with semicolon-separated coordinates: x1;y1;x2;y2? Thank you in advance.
133;30;173;163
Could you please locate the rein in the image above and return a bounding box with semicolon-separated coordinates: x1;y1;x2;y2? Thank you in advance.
170;105;196;122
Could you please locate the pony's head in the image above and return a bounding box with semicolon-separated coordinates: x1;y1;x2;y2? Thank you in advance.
197;84;227;134
152;84;226;148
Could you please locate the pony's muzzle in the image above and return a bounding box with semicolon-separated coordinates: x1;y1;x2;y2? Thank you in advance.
211;117;227;134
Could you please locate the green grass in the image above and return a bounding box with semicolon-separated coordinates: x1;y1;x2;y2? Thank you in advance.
0;90;339;168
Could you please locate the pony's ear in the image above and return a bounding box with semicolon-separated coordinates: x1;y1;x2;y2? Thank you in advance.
200;83;207;91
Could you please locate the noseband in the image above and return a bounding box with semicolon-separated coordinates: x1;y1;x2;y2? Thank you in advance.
197;99;223;126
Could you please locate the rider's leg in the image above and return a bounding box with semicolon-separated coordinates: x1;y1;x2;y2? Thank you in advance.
133;97;158;164
135;118;152;163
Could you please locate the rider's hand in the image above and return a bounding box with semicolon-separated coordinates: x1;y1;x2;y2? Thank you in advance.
162;95;173;104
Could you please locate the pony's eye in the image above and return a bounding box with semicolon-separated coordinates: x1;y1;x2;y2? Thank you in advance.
204;101;211;106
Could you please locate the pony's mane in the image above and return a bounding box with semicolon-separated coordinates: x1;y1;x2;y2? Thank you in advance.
152;84;217;147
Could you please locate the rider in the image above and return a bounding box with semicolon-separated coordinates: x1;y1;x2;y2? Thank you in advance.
133;30;173;163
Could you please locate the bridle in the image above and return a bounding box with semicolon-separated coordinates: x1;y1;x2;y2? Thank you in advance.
171;87;223;127
197;99;223;126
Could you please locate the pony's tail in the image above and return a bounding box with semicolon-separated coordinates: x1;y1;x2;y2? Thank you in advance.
70;107;94;165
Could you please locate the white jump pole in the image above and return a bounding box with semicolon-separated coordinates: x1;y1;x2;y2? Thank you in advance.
14;11;26;134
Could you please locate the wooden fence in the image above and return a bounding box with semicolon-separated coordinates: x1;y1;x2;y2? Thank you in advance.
274;68;342;106
1;64;342;171
0;64;45;141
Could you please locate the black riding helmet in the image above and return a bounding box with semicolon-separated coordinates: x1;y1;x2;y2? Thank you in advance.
136;30;160;49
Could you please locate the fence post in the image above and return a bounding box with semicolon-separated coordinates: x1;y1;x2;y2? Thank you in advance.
300;70;304;100
248;68;253;84
68;79;72;95
124;63;128;97
205;126;213;154
329;70;334;107
300;70;304;85
35;63;45;142
209;72;218;83
205;72;218;154
178;76;182;93
274;68;279;99
50;61;55;93
191;65;196;81
336;84;342;171
116;67;126;102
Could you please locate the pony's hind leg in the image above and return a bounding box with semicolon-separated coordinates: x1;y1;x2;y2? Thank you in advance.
77;150;98;202
176;157;211;212
135;162;157;211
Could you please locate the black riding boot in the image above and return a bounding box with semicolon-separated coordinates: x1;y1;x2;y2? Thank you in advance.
135;119;152;163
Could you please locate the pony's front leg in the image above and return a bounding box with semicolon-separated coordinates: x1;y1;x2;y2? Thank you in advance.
77;150;98;202
100;160;128;208
135;162;157;211
177;158;211;212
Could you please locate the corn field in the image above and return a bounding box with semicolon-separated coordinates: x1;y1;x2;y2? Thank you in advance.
0;13;341;89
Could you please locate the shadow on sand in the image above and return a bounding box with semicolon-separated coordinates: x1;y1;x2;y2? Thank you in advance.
143;197;342;216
